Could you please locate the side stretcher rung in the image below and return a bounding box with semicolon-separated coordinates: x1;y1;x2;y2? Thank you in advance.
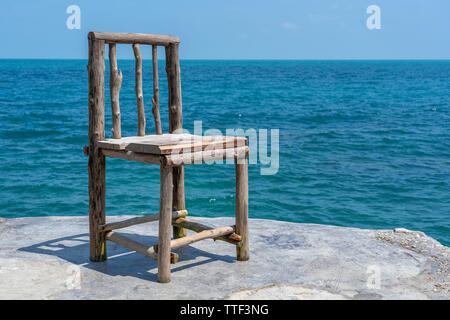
105;231;179;264
172;220;242;245
154;224;238;253
99;210;188;232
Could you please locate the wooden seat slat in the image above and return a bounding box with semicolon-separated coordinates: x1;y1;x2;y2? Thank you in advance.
98;133;247;155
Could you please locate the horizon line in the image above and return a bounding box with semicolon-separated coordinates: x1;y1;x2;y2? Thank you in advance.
0;58;449;61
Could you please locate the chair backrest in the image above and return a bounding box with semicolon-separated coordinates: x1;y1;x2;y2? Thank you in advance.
87;31;183;140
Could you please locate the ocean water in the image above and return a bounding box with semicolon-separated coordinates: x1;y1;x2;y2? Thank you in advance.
0;59;449;245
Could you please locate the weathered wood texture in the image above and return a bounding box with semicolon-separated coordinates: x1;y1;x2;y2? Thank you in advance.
101;144;249;167
172;220;241;245
154;226;235;252
99;209;188;232
98;133;194;151
101;146;248;167
158;165;173;283
152;45;162;135
108;43;122;139
171;165;186;239
88;38;107;262
105;231;178;263
126;136;247;155
165;146;249;166
98;134;246;154
89;32;180;46
133;44;146;136
106;231;157;258
165;43;186;240
165;43;183;133
235;158;249;261
101;149;161;165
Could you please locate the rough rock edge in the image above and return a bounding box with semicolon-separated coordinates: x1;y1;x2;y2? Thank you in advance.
373;228;449;295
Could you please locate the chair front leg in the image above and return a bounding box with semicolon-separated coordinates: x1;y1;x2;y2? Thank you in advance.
158;165;173;283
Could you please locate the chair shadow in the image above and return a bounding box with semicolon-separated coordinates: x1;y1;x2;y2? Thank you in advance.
19;232;235;282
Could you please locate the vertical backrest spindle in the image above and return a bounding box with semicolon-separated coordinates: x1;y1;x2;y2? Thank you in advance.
109;43;122;139
152;45;162;135
133;44;146;136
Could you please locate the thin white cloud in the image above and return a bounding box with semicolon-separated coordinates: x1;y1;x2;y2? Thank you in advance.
281;21;298;30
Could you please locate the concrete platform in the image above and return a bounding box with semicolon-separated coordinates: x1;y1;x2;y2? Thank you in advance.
0;216;448;299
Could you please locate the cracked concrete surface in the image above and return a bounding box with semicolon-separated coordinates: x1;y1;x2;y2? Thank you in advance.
0;216;448;299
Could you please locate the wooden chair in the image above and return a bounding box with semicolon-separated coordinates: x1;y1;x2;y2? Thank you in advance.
86;32;249;283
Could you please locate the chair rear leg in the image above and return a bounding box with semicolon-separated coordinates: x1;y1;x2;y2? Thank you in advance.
88;37;107;262
172;165;187;239
235;158;249;261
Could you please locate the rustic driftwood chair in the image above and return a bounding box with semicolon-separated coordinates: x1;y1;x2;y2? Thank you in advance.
86;32;249;283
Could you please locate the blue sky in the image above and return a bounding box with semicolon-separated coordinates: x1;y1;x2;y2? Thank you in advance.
0;0;449;59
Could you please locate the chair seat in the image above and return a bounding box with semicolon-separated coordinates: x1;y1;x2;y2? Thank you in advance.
98;133;247;155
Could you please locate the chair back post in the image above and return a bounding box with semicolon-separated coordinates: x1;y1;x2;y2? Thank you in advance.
165;42;186;238
87;35;107;261
165;43;183;133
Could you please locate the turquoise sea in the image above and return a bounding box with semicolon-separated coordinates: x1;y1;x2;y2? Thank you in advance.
0;60;449;245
